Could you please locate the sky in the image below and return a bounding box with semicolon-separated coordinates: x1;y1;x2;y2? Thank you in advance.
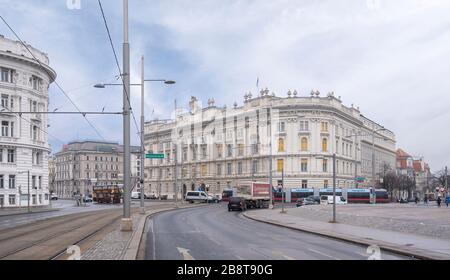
0;0;449;171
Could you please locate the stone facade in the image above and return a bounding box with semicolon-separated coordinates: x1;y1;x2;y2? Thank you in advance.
0;35;56;208
144;90;396;199
54;141;140;198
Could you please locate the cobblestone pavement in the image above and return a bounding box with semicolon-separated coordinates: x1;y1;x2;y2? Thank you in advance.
292;204;450;239
82;229;133;260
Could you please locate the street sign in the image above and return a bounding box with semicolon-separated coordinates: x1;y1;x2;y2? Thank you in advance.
356;177;366;182
145;153;165;159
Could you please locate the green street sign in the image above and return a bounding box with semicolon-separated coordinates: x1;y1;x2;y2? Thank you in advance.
356;177;366;182
146;153;165;159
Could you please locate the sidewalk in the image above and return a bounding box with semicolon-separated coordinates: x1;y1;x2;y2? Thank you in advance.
243;209;450;260
81;203;202;260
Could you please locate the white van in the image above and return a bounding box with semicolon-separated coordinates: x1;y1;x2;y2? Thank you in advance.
321;195;347;205
185;191;218;204
131;192;140;199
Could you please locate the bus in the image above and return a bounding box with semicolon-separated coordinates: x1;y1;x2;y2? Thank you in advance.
291;189;315;201
375;189;390;203
319;188;343;197
346;189;373;204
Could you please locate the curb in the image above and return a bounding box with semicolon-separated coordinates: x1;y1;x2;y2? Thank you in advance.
242;212;448;260
122;203;205;260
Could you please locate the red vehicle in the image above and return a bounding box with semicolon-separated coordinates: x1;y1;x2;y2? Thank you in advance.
221;189;234;202
375;189;390;203
235;182;271;209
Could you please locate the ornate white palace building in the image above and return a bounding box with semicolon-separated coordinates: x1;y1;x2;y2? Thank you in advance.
0;35;56;208
144;90;396;200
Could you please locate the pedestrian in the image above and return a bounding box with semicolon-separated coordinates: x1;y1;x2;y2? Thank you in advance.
437;196;442;208
446;196;449;208
415;196;419;204
424;196;428;205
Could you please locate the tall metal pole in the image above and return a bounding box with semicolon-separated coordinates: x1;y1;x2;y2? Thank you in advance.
268;107;273;209
332;153;336;223
281;166;286;213
445;166;448;194
354;134;358;188
372;128;376;188
140;56;145;214
174;100;179;205
27;170;30;213
121;0;132;231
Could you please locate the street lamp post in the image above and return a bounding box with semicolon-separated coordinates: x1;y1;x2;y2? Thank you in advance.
332;153;337;223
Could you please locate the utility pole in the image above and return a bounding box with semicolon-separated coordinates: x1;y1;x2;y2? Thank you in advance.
27;171;30;213
174;100;179;205
354;134;358;188
372;127;376;188
140;56;145;214
281;166;286;214
332;153;337;223
445;166;448;193
268;107;273;209
121;0;132;231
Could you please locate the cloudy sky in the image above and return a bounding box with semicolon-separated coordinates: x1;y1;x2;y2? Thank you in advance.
0;0;449;170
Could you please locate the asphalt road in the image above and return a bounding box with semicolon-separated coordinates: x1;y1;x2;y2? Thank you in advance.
145;204;411;260
0;200;167;230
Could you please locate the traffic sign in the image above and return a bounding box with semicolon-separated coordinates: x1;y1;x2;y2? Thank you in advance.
146;153;165;159
356;177;366;182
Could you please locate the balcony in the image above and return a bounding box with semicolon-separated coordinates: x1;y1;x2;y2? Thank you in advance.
30;114;42;122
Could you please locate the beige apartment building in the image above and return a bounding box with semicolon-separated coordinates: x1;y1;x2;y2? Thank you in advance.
54;141;141;198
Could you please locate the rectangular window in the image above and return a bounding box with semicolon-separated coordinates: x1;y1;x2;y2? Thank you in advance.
2;121;9;137
0;149;3;162
252;144;259;155
321;122;329;132
216;144;223;158
1;94;9;109
9;195;16;206
252;160;258;175
39;176;42;189
227;144;233;157
201;164;207;177
278;122;286;133
300;121;309;132
302;180;308;189
324;180;329;188
301;159;308;172
7;149;15;163
323;159;328;172
8;175;15;189
237;144;244;156
10;122;14;138
237;162;243;175
216;164;222;176
227;163;232;175
277;159;284;172
0;195;3;207
1;68;13;83
0;175;3;188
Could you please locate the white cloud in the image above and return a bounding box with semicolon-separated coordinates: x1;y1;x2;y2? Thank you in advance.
0;0;448;169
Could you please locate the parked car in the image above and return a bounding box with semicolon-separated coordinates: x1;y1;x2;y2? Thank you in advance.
398;198;409;204
306;195;321;204
83;195;93;203
228;197;247;211
321;195;347;205
50;194;59;201
296;198;316;207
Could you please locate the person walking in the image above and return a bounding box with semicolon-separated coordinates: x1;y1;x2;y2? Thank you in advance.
437;196;442;208
446;195;449;208
424;196;428;205
415;196;419;204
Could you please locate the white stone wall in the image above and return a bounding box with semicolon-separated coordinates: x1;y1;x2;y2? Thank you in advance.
0;36;55;208
144;93;397;199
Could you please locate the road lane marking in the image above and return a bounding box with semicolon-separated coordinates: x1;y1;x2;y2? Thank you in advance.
308;248;341;260
150;219;156;260
272;251;295;260
177;247;195;260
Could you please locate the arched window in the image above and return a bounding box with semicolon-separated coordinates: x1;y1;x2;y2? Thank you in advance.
322;138;328;152
278;138;285;152
301;137;308;152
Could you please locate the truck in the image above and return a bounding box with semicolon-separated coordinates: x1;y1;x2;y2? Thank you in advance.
93;186;122;204
235;182;271;209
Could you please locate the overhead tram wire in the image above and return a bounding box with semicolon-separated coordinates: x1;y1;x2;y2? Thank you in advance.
97;0;142;144
0;14;106;142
